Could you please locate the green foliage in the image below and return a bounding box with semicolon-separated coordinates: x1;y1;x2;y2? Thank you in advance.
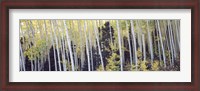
159;61;164;68
152;60;160;71
153;45;158;56
137;49;142;60
96;64;104;71
24;39;46;60
140;61;147;71
105;53;120;71
110;43;118;52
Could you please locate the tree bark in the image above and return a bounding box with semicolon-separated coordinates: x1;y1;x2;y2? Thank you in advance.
125;21;133;70
63;20;75;71
51;20;62;71
43;20;51;71
146;20;154;64
157;20;166;68
142;34;146;62
84;21;91;71
116;20;123;71
93;20;104;71
130;20;138;71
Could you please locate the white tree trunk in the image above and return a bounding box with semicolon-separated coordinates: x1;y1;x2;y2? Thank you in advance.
168;20;174;66
51;20;62;71
43;20;51;71
48;20;57;71
130;20;138;71
93;20;104;71
84;21;91;71
88;31;94;71
20;42;26;71
116;20;123;71
136;20;142;52
169;21;177;60
175;20;180;52
146;20;154;64
125;21;133;70
63;20;75;71
78;21;84;70
142;34;146;61
27;21;35;71
157;20;166;68
163;21;172;66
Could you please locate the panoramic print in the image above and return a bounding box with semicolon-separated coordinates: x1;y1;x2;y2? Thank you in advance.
19;20;180;71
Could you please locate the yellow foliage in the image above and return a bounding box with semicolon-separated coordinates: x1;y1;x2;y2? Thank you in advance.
96;65;104;71
105;53;120;71
140;61;147;71
152;60;160;71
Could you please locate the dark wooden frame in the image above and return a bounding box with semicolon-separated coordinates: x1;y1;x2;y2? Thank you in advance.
0;0;199;91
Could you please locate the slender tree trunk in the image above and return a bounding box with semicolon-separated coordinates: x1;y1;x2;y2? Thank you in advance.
116;20;123;71
19;28;23;71
36;21;45;71
51;20;62;71
47;20;58;71
175;20;180;52
93;20;104;71
163;21;172;66
154;21;162;63
169;21;177;60
34;56;37;71
70;20;78;71
20;42;26;71
61;37;67;71
171;22;178;58
60;31;67;71
88;31;94;71
37;55;40;71
146;20;154;64
78;21;84;70
125;21;133;70
54;20;67;71
63;20;75;71
19;55;22;71
40;57;43;70
84;21;91;71
57;27;64;71
157;25;162;62
157;20;166;68
119;21;125;65
64;42;70;70
152;26;157;57
60;21;71;71
130;20;138;71
47;51;51;71
26;21;35;71
142;34;146;61
61;21;70;70
19;26;26;71
168;20;174;66
43;20;51;71
136;20;142;52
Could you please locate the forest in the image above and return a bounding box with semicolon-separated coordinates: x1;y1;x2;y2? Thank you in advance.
19;20;180;71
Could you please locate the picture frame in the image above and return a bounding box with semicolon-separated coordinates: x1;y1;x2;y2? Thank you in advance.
0;0;199;91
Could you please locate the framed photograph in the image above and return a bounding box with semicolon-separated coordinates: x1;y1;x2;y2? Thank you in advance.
0;0;199;91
